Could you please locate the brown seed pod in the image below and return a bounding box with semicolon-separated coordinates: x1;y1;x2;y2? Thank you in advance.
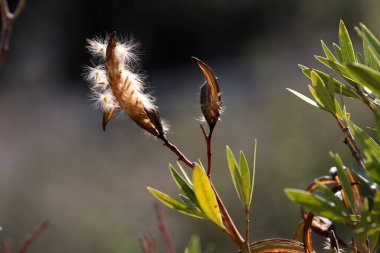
85;32;167;136
193;57;222;131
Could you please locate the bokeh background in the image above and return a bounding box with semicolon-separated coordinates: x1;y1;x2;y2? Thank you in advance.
1;0;380;252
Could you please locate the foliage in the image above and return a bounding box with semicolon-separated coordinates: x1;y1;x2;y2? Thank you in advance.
287;20;380;253
82;20;380;253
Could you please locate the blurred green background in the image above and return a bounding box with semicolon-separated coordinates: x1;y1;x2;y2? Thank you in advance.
1;0;380;252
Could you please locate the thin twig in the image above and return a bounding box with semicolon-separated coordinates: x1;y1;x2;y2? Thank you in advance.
154;204;175;253
0;0;28;65
200;124;213;176
244;206;251;253
3;238;14;253
158;135;195;168
18;221;49;253
139;234;157;253
334;115;365;168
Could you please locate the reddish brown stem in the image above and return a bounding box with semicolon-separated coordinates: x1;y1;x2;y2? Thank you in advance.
18;221;49;253
334;115;365;168
0;0;27;65
3;238;14;253
154;204;175;253
200;124;212;176
139;234;157;253
158;135;195;168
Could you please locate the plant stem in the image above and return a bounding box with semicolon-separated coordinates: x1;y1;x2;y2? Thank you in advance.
244;206;251;253
334;115;365;168
154;204;175;253
200;124;213;177
158;135;195;168
158;134;244;246
18;221;49;253
0;0;27;65
139;234;157;253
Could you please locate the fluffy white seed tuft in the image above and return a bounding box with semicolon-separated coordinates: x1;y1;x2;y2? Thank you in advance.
91;89;119;112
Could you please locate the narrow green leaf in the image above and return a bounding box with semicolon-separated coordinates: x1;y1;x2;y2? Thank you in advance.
239;151;251;206
299;65;359;98
286;88;319;108
249;139;257;207
346;63;380;97
179;195;203;216
177;162;192;186
226;146;245;204
315;56;352;78
193;163;225;228
361;23;380;59
333;43;344;63
339;20;356;63
148;187;204;218
285;188;350;223
184;235;201;253
321;40;339;62
311;71;336;113
332;154;356;213
169;164;198;205
356;52;366;65
347;121;380;184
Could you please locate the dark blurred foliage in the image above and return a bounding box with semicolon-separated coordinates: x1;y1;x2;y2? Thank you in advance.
1;0;380;253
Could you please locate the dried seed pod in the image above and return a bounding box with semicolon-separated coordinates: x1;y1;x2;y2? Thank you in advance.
192;57;222;131
85;32;168;136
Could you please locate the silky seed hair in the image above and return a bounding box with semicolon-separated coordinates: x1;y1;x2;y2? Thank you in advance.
84;32;168;136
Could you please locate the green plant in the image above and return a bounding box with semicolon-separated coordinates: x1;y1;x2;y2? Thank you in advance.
84;20;380;253
287;20;380;253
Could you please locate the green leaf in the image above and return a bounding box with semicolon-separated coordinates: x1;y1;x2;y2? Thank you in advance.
299;65;359;98
357;52;366;65
331;153;356;213
239;151;251;206
249;139;257;207
333;43;344;63
226;146;245;204
286;88;319;108
147;187;204;218
346;63;380;97
347;121;380;184
193;163;225;228
315;56;352;78
184;235;201;253
339;20;356;63
310;71;336;113
285;188;350;223
177;162;192;186
169;164;198;205
299;65;360;98
315;181;349;216
361;23;380;71
321;40;339;62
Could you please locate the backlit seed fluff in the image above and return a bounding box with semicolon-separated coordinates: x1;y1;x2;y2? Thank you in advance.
84;32;168;136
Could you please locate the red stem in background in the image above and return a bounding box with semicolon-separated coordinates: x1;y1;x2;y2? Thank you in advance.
155;204;175;253
139;234;157;253
18;221;49;253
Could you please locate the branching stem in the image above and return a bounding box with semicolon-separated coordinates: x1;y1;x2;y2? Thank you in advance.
0;0;27;64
